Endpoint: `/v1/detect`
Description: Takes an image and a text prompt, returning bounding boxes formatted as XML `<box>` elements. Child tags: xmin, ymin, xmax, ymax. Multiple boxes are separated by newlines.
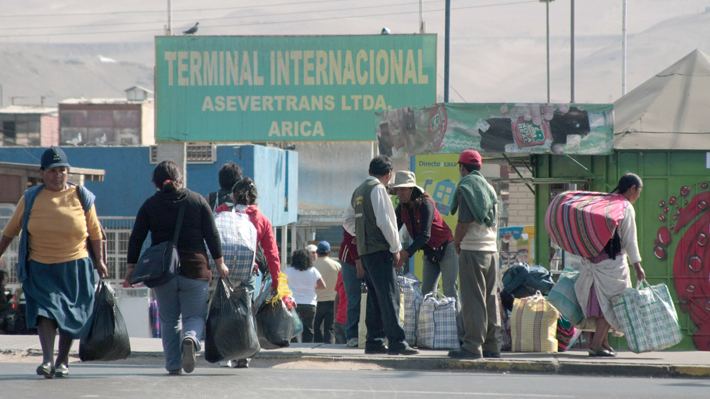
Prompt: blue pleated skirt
<box><xmin>24</xmin><ymin>258</ymin><xmax>97</xmax><ymax>339</ymax></box>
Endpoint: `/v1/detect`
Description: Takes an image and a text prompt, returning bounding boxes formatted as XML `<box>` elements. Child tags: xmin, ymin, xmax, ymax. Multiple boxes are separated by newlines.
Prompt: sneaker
<box><xmin>235</xmin><ymin>358</ymin><xmax>249</xmax><ymax>368</ymax></box>
<box><xmin>54</xmin><ymin>363</ymin><xmax>69</xmax><ymax>378</ymax></box>
<box><xmin>218</xmin><ymin>360</ymin><xmax>233</xmax><ymax>368</ymax></box>
<box><xmin>364</xmin><ymin>345</ymin><xmax>388</xmax><ymax>354</ymax></box>
<box><xmin>388</xmin><ymin>345</ymin><xmax>419</xmax><ymax>356</ymax></box>
<box><xmin>482</xmin><ymin>351</ymin><xmax>501</xmax><ymax>358</ymax></box>
<box><xmin>447</xmin><ymin>348</ymin><xmax>482</xmax><ymax>360</ymax></box>
<box><xmin>168</xmin><ymin>369</ymin><xmax>183</xmax><ymax>375</ymax></box>
<box><xmin>36</xmin><ymin>362</ymin><xmax>54</xmax><ymax>379</ymax></box>
<box><xmin>347</xmin><ymin>338</ymin><xmax>359</xmax><ymax>347</ymax></box>
<box><xmin>182</xmin><ymin>339</ymin><xmax>196</xmax><ymax>373</ymax></box>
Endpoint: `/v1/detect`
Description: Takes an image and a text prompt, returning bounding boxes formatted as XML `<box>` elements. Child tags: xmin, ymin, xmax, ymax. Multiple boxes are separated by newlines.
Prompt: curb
<box><xmin>7</xmin><ymin>348</ymin><xmax>710</xmax><ymax>379</ymax></box>
<box><xmin>251</xmin><ymin>352</ymin><xmax>710</xmax><ymax>379</ymax></box>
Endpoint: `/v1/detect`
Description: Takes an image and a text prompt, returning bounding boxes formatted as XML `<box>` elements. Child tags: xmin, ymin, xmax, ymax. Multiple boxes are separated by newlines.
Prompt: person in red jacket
<box><xmin>338</xmin><ymin>229</ymin><xmax>364</xmax><ymax>347</ymax></box>
<box><xmin>392</xmin><ymin>171</ymin><xmax>458</xmax><ymax>298</ymax></box>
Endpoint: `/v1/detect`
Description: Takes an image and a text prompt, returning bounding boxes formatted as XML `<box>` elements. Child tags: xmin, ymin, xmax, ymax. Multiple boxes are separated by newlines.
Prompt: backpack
<box><xmin>501</xmin><ymin>263</ymin><xmax>554</xmax><ymax>311</ymax></box>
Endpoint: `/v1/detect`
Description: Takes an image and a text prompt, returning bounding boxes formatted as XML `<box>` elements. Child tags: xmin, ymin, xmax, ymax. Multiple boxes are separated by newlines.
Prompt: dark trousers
<box><xmin>340</xmin><ymin>261</ymin><xmax>364</xmax><ymax>340</ymax></box>
<box><xmin>314</xmin><ymin>300</ymin><xmax>335</xmax><ymax>344</ymax></box>
<box><xmin>294</xmin><ymin>304</ymin><xmax>317</xmax><ymax>343</ymax></box>
<box><xmin>360</xmin><ymin>250</ymin><xmax>407</xmax><ymax>351</ymax></box>
<box><xmin>334</xmin><ymin>321</ymin><xmax>347</xmax><ymax>344</ymax></box>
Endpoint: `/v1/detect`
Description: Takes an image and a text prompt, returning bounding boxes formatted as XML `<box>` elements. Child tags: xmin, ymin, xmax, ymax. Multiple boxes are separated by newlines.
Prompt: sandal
<box><xmin>602</xmin><ymin>345</ymin><xmax>617</xmax><ymax>357</ymax></box>
<box><xmin>588</xmin><ymin>348</ymin><xmax>614</xmax><ymax>357</ymax></box>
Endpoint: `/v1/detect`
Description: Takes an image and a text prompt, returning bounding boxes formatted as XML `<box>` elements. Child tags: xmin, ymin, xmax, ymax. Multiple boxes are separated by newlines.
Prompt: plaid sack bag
<box><xmin>398</xmin><ymin>274</ymin><xmax>424</xmax><ymax>346</ymax></box>
<box><xmin>547</xmin><ymin>269</ymin><xmax>584</xmax><ymax>326</ymax></box>
<box><xmin>416</xmin><ymin>292</ymin><xmax>460</xmax><ymax>350</ymax></box>
<box><xmin>613</xmin><ymin>280</ymin><xmax>682</xmax><ymax>353</ymax></box>
<box><xmin>210</xmin><ymin>210</ymin><xmax>257</xmax><ymax>283</ymax></box>
<box><xmin>511</xmin><ymin>292</ymin><xmax>559</xmax><ymax>353</ymax></box>
<box><xmin>358</xmin><ymin>284</ymin><xmax>406</xmax><ymax>348</ymax></box>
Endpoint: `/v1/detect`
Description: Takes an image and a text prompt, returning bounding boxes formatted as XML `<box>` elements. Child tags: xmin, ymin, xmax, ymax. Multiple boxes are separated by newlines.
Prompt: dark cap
<box><xmin>317</xmin><ymin>241</ymin><xmax>331</xmax><ymax>253</ymax></box>
<box><xmin>457</xmin><ymin>149</ymin><xmax>482</xmax><ymax>166</ymax></box>
<box><xmin>41</xmin><ymin>146</ymin><xmax>71</xmax><ymax>170</ymax></box>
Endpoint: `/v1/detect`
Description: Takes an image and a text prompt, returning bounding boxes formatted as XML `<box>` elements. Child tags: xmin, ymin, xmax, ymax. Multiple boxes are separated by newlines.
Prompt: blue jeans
<box><xmin>421</xmin><ymin>243</ymin><xmax>459</xmax><ymax>298</ymax></box>
<box><xmin>340</xmin><ymin>261</ymin><xmax>364</xmax><ymax>340</ymax></box>
<box><xmin>153</xmin><ymin>275</ymin><xmax>209</xmax><ymax>372</ymax></box>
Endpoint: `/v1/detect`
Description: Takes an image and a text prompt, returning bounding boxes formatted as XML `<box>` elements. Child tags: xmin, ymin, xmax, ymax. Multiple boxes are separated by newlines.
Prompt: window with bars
<box><xmin>149</xmin><ymin>144</ymin><xmax>216</xmax><ymax>164</ymax></box>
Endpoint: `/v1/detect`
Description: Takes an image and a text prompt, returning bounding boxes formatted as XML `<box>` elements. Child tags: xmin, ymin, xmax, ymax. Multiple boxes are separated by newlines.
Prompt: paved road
<box><xmin>1</xmin><ymin>360</ymin><xmax>710</xmax><ymax>399</ymax></box>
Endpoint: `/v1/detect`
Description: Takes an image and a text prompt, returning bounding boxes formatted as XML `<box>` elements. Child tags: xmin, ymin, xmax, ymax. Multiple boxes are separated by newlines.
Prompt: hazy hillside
<box><xmin>2</xmin><ymin>0</ymin><xmax>710</xmax><ymax>106</ymax></box>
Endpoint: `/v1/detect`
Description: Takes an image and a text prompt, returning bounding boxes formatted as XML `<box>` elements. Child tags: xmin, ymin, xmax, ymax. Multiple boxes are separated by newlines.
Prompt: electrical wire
<box><xmin>0</xmin><ymin>1</ymin><xmax>538</xmax><ymax>38</ymax></box>
<box><xmin>0</xmin><ymin>0</ymin><xmax>359</xmax><ymax>18</ymax></box>
<box><xmin>0</xmin><ymin>0</ymin><xmax>439</xmax><ymax>32</ymax></box>
<box><xmin>437</xmin><ymin>73</ymin><xmax>468</xmax><ymax>102</ymax></box>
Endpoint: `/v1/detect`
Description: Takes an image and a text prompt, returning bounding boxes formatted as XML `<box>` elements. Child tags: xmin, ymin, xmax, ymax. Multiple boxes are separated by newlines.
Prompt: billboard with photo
<box><xmin>375</xmin><ymin>102</ymin><xmax>614</xmax><ymax>157</ymax></box>
<box><xmin>155</xmin><ymin>35</ymin><xmax>437</xmax><ymax>142</ymax></box>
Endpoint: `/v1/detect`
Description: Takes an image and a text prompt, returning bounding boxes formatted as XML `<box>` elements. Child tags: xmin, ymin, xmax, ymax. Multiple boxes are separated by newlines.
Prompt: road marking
<box><xmin>261</xmin><ymin>388</ymin><xmax>572</xmax><ymax>397</ymax></box>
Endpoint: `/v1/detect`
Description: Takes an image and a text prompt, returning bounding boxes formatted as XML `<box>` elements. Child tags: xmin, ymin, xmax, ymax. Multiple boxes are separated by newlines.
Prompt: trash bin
<box><xmin>116</xmin><ymin>287</ymin><xmax>151</xmax><ymax>338</ymax></box>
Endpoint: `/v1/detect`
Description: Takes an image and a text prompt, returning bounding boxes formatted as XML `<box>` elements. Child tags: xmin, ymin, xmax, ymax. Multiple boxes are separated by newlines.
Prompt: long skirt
<box><xmin>24</xmin><ymin>258</ymin><xmax>97</xmax><ymax>339</ymax></box>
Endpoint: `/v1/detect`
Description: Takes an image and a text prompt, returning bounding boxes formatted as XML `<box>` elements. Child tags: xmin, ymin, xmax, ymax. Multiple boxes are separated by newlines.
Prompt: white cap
<box><xmin>305</xmin><ymin>244</ymin><xmax>317</xmax><ymax>253</ymax></box>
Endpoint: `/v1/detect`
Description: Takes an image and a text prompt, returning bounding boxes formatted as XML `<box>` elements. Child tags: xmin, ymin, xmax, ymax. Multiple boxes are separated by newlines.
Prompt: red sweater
<box><xmin>216</xmin><ymin>204</ymin><xmax>281</xmax><ymax>288</ymax></box>
<box><xmin>338</xmin><ymin>229</ymin><xmax>359</xmax><ymax>266</ymax></box>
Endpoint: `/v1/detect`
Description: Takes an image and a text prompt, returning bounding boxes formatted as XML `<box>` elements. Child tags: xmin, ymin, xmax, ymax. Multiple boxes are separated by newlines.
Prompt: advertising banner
<box><xmin>376</xmin><ymin>102</ymin><xmax>614</xmax><ymax>157</ymax></box>
<box><xmin>408</xmin><ymin>153</ymin><xmax>461</xmax><ymax>279</ymax></box>
<box><xmin>155</xmin><ymin>35</ymin><xmax>437</xmax><ymax>142</ymax></box>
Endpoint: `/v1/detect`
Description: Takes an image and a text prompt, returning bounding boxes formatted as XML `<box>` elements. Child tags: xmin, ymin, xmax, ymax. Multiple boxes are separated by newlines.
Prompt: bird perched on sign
<box><xmin>183</xmin><ymin>22</ymin><xmax>199</xmax><ymax>35</ymax></box>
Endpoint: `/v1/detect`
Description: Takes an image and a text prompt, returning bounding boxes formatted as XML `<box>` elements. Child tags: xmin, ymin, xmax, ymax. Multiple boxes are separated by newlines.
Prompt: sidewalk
<box><xmin>2</xmin><ymin>335</ymin><xmax>709</xmax><ymax>379</ymax></box>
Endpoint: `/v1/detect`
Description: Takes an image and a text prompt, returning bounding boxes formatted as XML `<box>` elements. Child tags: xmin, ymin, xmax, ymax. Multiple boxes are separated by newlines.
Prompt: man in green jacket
<box><xmin>448</xmin><ymin>149</ymin><xmax>501</xmax><ymax>360</ymax></box>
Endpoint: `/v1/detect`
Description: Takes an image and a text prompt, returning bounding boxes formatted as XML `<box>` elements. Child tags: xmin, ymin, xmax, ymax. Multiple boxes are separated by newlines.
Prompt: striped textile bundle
<box><xmin>556</xmin><ymin>316</ymin><xmax>582</xmax><ymax>352</ymax></box>
<box><xmin>545</xmin><ymin>191</ymin><xmax>629</xmax><ymax>258</ymax></box>
<box><xmin>511</xmin><ymin>292</ymin><xmax>559</xmax><ymax>353</ymax></box>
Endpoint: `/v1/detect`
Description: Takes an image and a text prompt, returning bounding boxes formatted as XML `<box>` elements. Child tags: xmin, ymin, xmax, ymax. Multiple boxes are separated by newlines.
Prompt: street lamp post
<box><xmin>540</xmin><ymin>0</ymin><xmax>554</xmax><ymax>103</ymax></box>
<box><xmin>444</xmin><ymin>0</ymin><xmax>451</xmax><ymax>102</ymax></box>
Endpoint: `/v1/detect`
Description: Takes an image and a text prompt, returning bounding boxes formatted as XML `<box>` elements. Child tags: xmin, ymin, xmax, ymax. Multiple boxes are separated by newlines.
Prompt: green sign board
<box><xmin>155</xmin><ymin>35</ymin><xmax>437</xmax><ymax>142</ymax></box>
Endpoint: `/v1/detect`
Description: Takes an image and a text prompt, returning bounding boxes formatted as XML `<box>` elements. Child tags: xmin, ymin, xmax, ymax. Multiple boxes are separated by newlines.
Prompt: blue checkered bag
<box><xmin>417</xmin><ymin>292</ymin><xmax>460</xmax><ymax>350</ymax></box>
<box><xmin>210</xmin><ymin>210</ymin><xmax>257</xmax><ymax>283</ymax></box>
<box><xmin>399</xmin><ymin>274</ymin><xmax>424</xmax><ymax>346</ymax></box>
<box><xmin>613</xmin><ymin>280</ymin><xmax>682</xmax><ymax>353</ymax></box>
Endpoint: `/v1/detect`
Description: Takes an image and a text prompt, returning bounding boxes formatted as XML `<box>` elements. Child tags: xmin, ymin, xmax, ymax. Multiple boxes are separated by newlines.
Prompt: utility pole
<box><xmin>540</xmin><ymin>0</ymin><xmax>554</xmax><ymax>103</ymax></box>
<box><xmin>622</xmin><ymin>0</ymin><xmax>627</xmax><ymax>95</ymax></box>
<box><xmin>419</xmin><ymin>0</ymin><xmax>426</xmax><ymax>33</ymax></box>
<box><xmin>570</xmin><ymin>0</ymin><xmax>575</xmax><ymax>103</ymax></box>
<box><xmin>167</xmin><ymin>0</ymin><xmax>173</xmax><ymax>35</ymax></box>
<box><xmin>444</xmin><ymin>0</ymin><xmax>451</xmax><ymax>102</ymax></box>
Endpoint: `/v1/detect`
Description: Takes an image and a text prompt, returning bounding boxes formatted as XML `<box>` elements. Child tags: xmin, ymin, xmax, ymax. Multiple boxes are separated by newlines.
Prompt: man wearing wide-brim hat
<box><xmin>391</xmin><ymin>171</ymin><xmax>458</xmax><ymax>299</ymax></box>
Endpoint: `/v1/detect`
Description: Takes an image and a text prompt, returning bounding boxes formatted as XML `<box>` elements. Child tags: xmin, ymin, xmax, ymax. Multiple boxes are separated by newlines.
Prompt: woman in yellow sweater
<box><xmin>0</xmin><ymin>147</ymin><xmax>108</xmax><ymax>379</ymax></box>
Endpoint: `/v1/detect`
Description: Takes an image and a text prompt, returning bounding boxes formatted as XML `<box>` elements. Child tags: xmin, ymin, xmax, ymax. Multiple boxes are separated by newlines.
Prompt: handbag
<box><xmin>612</xmin><ymin>280</ymin><xmax>682</xmax><ymax>353</ymax></box>
<box><xmin>425</xmin><ymin>241</ymin><xmax>449</xmax><ymax>264</ymax></box>
<box><xmin>130</xmin><ymin>203</ymin><xmax>186</xmax><ymax>288</ymax></box>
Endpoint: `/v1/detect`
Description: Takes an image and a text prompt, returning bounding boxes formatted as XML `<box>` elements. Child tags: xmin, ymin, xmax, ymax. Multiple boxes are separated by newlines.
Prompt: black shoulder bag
<box><xmin>130</xmin><ymin>203</ymin><xmax>186</xmax><ymax>288</ymax></box>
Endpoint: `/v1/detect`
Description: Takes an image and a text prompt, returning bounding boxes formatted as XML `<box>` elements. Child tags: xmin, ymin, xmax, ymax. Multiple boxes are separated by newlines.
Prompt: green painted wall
<box><xmin>534</xmin><ymin>150</ymin><xmax>710</xmax><ymax>350</ymax></box>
